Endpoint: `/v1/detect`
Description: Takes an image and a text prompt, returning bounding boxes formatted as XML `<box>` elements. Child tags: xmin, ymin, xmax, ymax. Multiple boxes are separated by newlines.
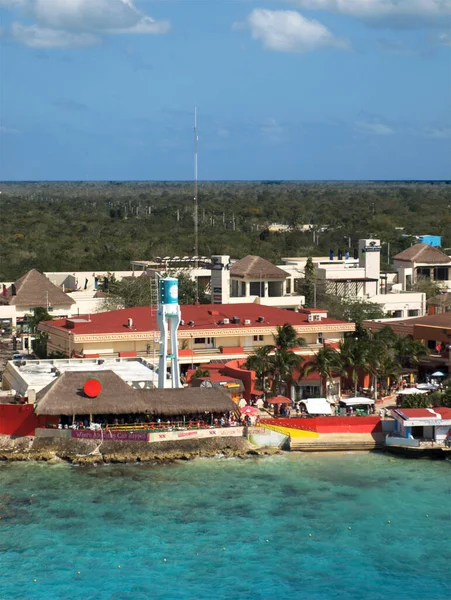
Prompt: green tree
<box><xmin>101</xmin><ymin>272</ymin><xmax>209</xmax><ymax>310</ymax></box>
<box><xmin>339</xmin><ymin>337</ymin><xmax>369</xmax><ymax>397</ymax></box>
<box><xmin>273</xmin><ymin>324</ymin><xmax>306</xmax><ymax>350</ymax></box>
<box><xmin>269</xmin><ymin>348</ymin><xmax>304</xmax><ymax>396</ymax></box>
<box><xmin>401</xmin><ymin>393</ymin><xmax>430</xmax><ymax>409</ymax></box>
<box><xmin>411</xmin><ymin>276</ymin><xmax>446</xmax><ymax>299</ymax></box>
<box><xmin>24</xmin><ymin>306</ymin><xmax>53</xmax><ymax>332</ymax></box>
<box><xmin>300</xmin><ymin>257</ymin><xmax>316</xmax><ymax>308</ymax></box>
<box><xmin>245</xmin><ymin>345</ymin><xmax>273</xmax><ymax>391</ymax></box>
<box><xmin>303</xmin><ymin>346</ymin><xmax>342</xmax><ymax>398</ymax></box>
<box><xmin>193</xmin><ymin>368</ymin><xmax>210</xmax><ymax>378</ymax></box>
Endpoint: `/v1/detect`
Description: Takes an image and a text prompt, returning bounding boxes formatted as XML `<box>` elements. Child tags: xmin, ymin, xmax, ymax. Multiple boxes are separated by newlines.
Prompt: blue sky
<box><xmin>0</xmin><ymin>0</ymin><xmax>450</xmax><ymax>181</ymax></box>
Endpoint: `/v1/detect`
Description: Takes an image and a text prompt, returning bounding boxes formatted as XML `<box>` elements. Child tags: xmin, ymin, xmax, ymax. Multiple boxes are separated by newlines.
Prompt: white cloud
<box><xmin>260</xmin><ymin>119</ymin><xmax>287</xmax><ymax>142</ymax></box>
<box><xmin>9</xmin><ymin>22</ymin><xmax>99</xmax><ymax>47</ymax></box>
<box><xmin>436</xmin><ymin>32</ymin><xmax>451</xmax><ymax>46</ymax></box>
<box><xmin>0</xmin><ymin>0</ymin><xmax>170</xmax><ymax>48</ymax></box>
<box><xmin>0</xmin><ymin>125</ymin><xmax>20</xmax><ymax>134</ymax></box>
<box><xmin>236</xmin><ymin>9</ymin><xmax>349</xmax><ymax>52</ymax></box>
<box><xmin>285</xmin><ymin>0</ymin><xmax>451</xmax><ymax>28</ymax></box>
<box><xmin>425</xmin><ymin>127</ymin><xmax>451</xmax><ymax>139</ymax></box>
<box><xmin>357</xmin><ymin>121</ymin><xmax>395</xmax><ymax>136</ymax></box>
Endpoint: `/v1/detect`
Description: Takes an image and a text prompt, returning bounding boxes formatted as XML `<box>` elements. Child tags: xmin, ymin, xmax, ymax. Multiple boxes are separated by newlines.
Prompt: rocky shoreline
<box><xmin>0</xmin><ymin>435</ymin><xmax>282</xmax><ymax>465</ymax></box>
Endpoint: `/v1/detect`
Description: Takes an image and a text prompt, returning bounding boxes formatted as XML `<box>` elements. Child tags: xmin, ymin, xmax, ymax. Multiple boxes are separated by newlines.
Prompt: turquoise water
<box><xmin>0</xmin><ymin>453</ymin><xmax>450</xmax><ymax>600</ymax></box>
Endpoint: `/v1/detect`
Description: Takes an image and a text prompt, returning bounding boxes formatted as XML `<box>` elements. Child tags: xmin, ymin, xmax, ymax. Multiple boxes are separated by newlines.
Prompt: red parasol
<box><xmin>269</xmin><ymin>396</ymin><xmax>291</xmax><ymax>405</ymax></box>
<box><xmin>240</xmin><ymin>406</ymin><xmax>259</xmax><ymax>416</ymax></box>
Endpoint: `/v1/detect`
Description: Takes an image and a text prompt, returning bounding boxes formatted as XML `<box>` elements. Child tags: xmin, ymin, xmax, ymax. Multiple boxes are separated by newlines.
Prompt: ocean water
<box><xmin>0</xmin><ymin>453</ymin><xmax>450</xmax><ymax>600</ymax></box>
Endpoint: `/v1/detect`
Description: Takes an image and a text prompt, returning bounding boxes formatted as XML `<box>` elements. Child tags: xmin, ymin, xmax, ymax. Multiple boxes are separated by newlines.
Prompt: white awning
<box><xmin>302</xmin><ymin>398</ymin><xmax>333</xmax><ymax>415</ymax></box>
<box><xmin>340</xmin><ymin>397</ymin><xmax>375</xmax><ymax>406</ymax></box>
<box><xmin>397</xmin><ymin>388</ymin><xmax>428</xmax><ymax>395</ymax></box>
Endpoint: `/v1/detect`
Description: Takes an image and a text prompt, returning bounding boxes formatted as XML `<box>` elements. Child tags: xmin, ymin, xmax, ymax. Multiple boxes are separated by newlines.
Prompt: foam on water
<box><xmin>0</xmin><ymin>453</ymin><xmax>450</xmax><ymax>600</ymax></box>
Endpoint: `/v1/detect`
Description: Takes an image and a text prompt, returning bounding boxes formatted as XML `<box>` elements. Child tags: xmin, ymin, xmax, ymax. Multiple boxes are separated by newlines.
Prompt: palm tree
<box><xmin>339</xmin><ymin>337</ymin><xmax>370</xmax><ymax>397</ymax></box>
<box><xmin>393</xmin><ymin>335</ymin><xmax>429</xmax><ymax>369</ymax></box>
<box><xmin>366</xmin><ymin>343</ymin><xmax>399</xmax><ymax>400</ymax></box>
<box><xmin>244</xmin><ymin>345</ymin><xmax>273</xmax><ymax>391</ymax></box>
<box><xmin>273</xmin><ymin>324</ymin><xmax>307</xmax><ymax>350</ymax></box>
<box><xmin>268</xmin><ymin>348</ymin><xmax>304</xmax><ymax>396</ymax></box>
<box><xmin>303</xmin><ymin>346</ymin><xmax>342</xmax><ymax>398</ymax></box>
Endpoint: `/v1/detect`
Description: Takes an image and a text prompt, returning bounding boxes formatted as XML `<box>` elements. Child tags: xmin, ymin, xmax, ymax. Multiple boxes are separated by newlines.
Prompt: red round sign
<box><xmin>83</xmin><ymin>379</ymin><xmax>102</xmax><ymax>398</ymax></box>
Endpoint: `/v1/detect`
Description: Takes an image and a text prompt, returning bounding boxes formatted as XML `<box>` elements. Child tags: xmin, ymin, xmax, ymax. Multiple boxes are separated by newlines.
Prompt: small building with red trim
<box><xmin>389</xmin><ymin>407</ymin><xmax>451</xmax><ymax>447</ymax></box>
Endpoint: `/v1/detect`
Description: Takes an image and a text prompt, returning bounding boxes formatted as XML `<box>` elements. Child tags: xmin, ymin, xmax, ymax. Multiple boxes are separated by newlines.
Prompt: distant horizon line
<box><xmin>1</xmin><ymin>179</ymin><xmax>450</xmax><ymax>184</ymax></box>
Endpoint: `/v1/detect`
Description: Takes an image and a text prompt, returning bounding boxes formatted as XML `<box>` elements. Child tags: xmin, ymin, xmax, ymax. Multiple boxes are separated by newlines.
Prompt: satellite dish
<box><xmin>200</xmin><ymin>380</ymin><xmax>213</xmax><ymax>388</ymax></box>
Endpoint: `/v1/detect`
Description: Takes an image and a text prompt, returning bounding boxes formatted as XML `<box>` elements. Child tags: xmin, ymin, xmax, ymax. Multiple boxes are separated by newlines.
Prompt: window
<box><xmin>427</xmin><ymin>340</ymin><xmax>436</xmax><ymax>350</ymax></box>
<box><xmin>286</xmin><ymin>279</ymin><xmax>291</xmax><ymax>294</ymax></box>
<box><xmin>194</xmin><ymin>338</ymin><xmax>205</xmax><ymax>344</ymax></box>
<box><xmin>250</xmin><ymin>282</ymin><xmax>264</xmax><ymax>297</ymax></box>
<box><xmin>241</xmin><ymin>282</ymin><xmax>246</xmax><ymax>296</ymax></box>
<box><xmin>417</xmin><ymin>267</ymin><xmax>430</xmax><ymax>279</ymax></box>
<box><xmin>253</xmin><ymin>335</ymin><xmax>264</xmax><ymax>342</ymax></box>
<box><xmin>317</xmin><ymin>333</ymin><xmax>323</xmax><ymax>344</ymax></box>
<box><xmin>392</xmin><ymin>310</ymin><xmax>403</xmax><ymax>318</ymax></box>
<box><xmin>408</xmin><ymin>309</ymin><xmax>419</xmax><ymax>317</ymax></box>
<box><xmin>434</xmin><ymin>267</ymin><xmax>449</xmax><ymax>281</ymax></box>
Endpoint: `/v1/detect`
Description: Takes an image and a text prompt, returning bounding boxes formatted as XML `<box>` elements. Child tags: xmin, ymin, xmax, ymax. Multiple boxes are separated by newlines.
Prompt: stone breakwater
<box><xmin>0</xmin><ymin>435</ymin><xmax>281</xmax><ymax>464</ymax></box>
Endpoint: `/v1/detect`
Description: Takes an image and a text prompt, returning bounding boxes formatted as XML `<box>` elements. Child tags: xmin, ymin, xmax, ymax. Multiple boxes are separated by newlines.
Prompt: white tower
<box><xmin>157</xmin><ymin>277</ymin><xmax>182</xmax><ymax>389</ymax></box>
<box><xmin>359</xmin><ymin>239</ymin><xmax>381</xmax><ymax>297</ymax></box>
<box><xmin>211</xmin><ymin>255</ymin><xmax>231</xmax><ymax>304</ymax></box>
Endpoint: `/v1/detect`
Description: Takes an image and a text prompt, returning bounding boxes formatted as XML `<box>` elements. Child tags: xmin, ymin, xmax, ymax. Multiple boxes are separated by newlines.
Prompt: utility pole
<box><xmin>193</xmin><ymin>106</ymin><xmax>199</xmax><ymax>258</ymax></box>
<box><xmin>193</xmin><ymin>107</ymin><xmax>199</xmax><ymax>303</ymax></box>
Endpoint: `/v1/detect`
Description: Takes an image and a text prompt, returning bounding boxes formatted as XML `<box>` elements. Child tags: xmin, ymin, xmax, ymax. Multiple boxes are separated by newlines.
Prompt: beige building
<box><xmin>38</xmin><ymin>303</ymin><xmax>355</xmax><ymax>366</ymax></box>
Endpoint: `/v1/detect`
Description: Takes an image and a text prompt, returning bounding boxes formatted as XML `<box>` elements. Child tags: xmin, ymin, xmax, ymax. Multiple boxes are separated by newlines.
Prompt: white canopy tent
<box><xmin>300</xmin><ymin>398</ymin><xmax>333</xmax><ymax>415</ymax></box>
<box><xmin>339</xmin><ymin>397</ymin><xmax>375</xmax><ymax>406</ymax></box>
<box><xmin>396</xmin><ymin>388</ymin><xmax>428</xmax><ymax>395</ymax></box>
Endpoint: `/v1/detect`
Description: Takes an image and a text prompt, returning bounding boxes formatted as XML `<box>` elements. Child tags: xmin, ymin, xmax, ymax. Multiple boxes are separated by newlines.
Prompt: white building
<box><xmin>393</xmin><ymin>244</ymin><xmax>451</xmax><ymax>292</ymax></box>
<box><xmin>281</xmin><ymin>239</ymin><xmax>426</xmax><ymax>318</ymax></box>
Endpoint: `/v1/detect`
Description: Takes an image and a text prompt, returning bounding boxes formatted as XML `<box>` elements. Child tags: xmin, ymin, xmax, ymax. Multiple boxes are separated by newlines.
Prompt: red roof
<box><xmin>434</xmin><ymin>407</ymin><xmax>451</xmax><ymax>419</ymax></box>
<box><xmin>41</xmin><ymin>304</ymin><xmax>350</xmax><ymax>336</ymax></box>
<box><xmin>395</xmin><ymin>409</ymin><xmax>438</xmax><ymax>419</ymax></box>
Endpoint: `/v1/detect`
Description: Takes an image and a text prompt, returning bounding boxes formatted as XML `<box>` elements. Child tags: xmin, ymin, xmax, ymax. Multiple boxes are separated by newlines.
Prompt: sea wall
<box><xmin>0</xmin><ymin>434</ymin><xmax>280</xmax><ymax>464</ymax></box>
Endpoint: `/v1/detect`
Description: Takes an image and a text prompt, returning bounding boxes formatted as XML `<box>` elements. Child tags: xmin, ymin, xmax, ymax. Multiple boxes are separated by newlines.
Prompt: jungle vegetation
<box><xmin>1</xmin><ymin>180</ymin><xmax>450</xmax><ymax>282</ymax></box>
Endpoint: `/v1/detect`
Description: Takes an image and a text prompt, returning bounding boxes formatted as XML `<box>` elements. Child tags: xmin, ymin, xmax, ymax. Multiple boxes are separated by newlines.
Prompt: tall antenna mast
<box><xmin>193</xmin><ymin>106</ymin><xmax>199</xmax><ymax>259</ymax></box>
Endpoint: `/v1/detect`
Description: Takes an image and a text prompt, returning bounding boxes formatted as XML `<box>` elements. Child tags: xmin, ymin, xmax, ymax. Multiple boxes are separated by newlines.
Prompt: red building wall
<box><xmin>0</xmin><ymin>404</ymin><xmax>58</xmax><ymax>437</ymax></box>
<box><xmin>223</xmin><ymin>360</ymin><xmax>255</xmax><ymax>401</ymax></box>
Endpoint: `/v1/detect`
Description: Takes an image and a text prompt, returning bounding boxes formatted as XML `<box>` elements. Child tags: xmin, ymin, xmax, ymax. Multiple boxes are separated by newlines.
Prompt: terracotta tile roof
<box><xmin>363</xmin><ymin>313</ymin><xmax>451</xmax><ymax>333</ymax></box>
<box><xmin>1</xmin><ymin>269</ymin><xmax>75</xmax><ymax>308</ymax></box>
<box><xmin>230</xmin><ymin>255</ymin><xmax>289</xmax><ymax>279</ymax></box>
<box><xmin>393</xmin><ymin>244</ymin><xmax>450</xmax><ymax>264</ymax></box>
<box><xmin>40</xmin><ymin>303</ymin><xmax>351</xmax><ymax>336</ymax></box>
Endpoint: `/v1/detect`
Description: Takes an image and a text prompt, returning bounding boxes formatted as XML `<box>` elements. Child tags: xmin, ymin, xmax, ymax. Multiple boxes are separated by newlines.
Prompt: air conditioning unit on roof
<box><xmin>244</xmin><ymin>319</ymin><xmax>251</xmax><ymax>325</ymax></box>
<box><xmin>223</xmin><ymin>318</ymin><xmax>230</xmax><ymax>324</ymax></box>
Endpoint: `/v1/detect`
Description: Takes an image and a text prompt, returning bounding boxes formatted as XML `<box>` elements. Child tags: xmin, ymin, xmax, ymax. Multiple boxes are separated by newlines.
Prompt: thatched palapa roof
<box><xmin>1</xmin><ymin>269</ymin><xmax>75</xmax><ymax>307</ymax></box>
<box><xmin>230</xmin><ymin>255</ymin><xmax>289</xmax><ymax>280</ymax></box>
<box><xmin>393</xmin><ymin>244</ymin><xmax>450</xmax><ymax>264</ymax></box>
<box><xmin>34</xmin><ymin>371</ymin><xmax>236</xmax><ymax>416</ymax></box>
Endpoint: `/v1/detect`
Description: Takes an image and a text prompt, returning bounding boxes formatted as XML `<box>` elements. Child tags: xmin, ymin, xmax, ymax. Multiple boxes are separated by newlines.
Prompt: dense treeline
<box><xmin>0</xmin><ymin>181</ymin><xmax>450</xmax><ymax>280</ymax></box>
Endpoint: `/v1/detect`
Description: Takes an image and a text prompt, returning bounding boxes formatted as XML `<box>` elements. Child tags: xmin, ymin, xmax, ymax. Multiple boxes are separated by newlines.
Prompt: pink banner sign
<box><xmin>71</xmin><ymin>430</ymin><xmax>149</xmax><ymax>442</ymax></box>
